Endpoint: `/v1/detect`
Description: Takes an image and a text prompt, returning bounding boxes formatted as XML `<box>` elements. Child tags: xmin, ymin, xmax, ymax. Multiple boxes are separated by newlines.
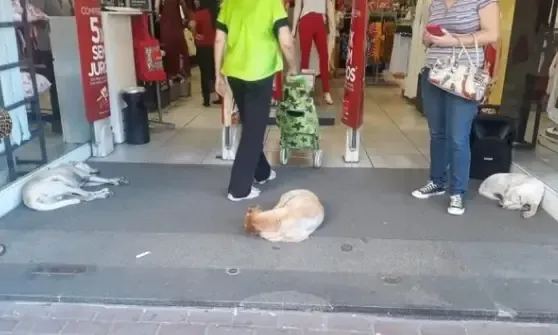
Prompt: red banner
<box><xmin>75</xmin><ymin>0</ymin><xmax>110</xmax><ymax>122</ymax></box>
<box><xmin>341</xmin><ymin>0</ymin><xmax>367</xmax><ymax>128</ymax></box>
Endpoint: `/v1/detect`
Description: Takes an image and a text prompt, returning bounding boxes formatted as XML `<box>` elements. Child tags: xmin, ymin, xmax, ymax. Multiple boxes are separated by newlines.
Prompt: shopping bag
<box><xmin>131</xmin><ymin>15</ymin><xmax>167</xmax><ymax>82</ymax></box>
<box><xmin>184</xmin><ymin>28</ymin><xmax>197</xmax><ymax>57</ymax></box>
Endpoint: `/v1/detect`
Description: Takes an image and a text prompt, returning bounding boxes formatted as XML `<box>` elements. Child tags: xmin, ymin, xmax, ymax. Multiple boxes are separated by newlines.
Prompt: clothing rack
<box><xmin>0</xmin><ymin>0</ymin><xmax>48</xmax><ymax>182</ymax></box>
<box><xmin>366</xmin><ymin>10</ymin><xmax>398</xmax><ymax>86</ymax></box>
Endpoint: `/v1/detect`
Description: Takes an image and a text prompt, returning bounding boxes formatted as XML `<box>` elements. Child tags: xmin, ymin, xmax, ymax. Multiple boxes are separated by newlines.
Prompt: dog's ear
<box><xmin>243</xmin><ymin>212</ymin><xmax>260</xmax><ymax>236</ymax></box>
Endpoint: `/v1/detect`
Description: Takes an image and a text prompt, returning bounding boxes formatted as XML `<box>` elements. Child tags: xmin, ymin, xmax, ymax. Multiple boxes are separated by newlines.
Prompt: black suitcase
<box><xmin>470</xmin><ymin>107</ymin><xmax>515</xmax><ymax>180</ymax></box>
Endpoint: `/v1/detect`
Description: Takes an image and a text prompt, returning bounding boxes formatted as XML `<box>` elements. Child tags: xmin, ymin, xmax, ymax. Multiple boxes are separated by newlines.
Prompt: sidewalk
<box><xmin>0</xmin><ymin>302</ymin><xmax>555</xmax><ymax>334</ymax></box>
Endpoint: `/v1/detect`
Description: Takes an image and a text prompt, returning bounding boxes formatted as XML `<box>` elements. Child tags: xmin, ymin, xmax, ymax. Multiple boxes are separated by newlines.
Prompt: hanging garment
<box><xmin>367</xmin><ymin>22</ymin><xmax>382</xmax><ymax>63</ymax></box>
<box><xmin>159</xmin><ymin>0</ymin><xmax>191</xmax><ymax>77</ymax></box>
<box><xmin>546</xmin><ymin>51</ymin><xmax>558</xmax><ymax>124</ymax></box>
<box><xmin>298</xmin><ymin>12</ymin><xmax>330</xmax><ymax>93</ymax></box>
<box><xmin>382</xmin><ymin>21</ymin><xmax>394</xmax><ymax>63</ymax></box>
<box><xmin>131</xmin><ymin>14</ymin><xmax>167</xmax><ymax>82</ymax></box>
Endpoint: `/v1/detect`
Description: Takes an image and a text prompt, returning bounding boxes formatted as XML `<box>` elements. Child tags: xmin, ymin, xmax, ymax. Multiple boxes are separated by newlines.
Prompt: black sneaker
<box><xmin>411</xmin><ymin>181</ymin><xmax>445</xmax><ymax>199</ymax></box>
<box><xmin>447</xmin><ymin>194</ymin><xmax>465</xmax><ymax>215</ymax></box>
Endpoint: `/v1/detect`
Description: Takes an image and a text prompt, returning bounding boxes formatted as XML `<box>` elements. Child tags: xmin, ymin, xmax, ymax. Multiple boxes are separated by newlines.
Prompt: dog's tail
<box><xmin>24</xmin><ymin>198</ymin><xmax>81</xmax><ymax>211</ymax></box>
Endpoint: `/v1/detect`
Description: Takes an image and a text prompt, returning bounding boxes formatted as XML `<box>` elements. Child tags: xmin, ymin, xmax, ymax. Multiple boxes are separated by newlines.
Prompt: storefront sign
<box><xmin>126</xmin><ymin>0</ymin><xmax>150</xmax><ymax>10</ymax></box>
<box><xmin>341</xmin><ymin>0</ymin><xmax>367</xmax><ymax>128</ymax></box>
<box><xmin>75</xmin><ymin>0</ymin><xmax>110</xmax><ymax>122</ymax></box>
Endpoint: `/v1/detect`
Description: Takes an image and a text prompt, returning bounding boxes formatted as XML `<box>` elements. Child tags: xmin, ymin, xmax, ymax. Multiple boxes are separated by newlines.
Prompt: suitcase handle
<box><xmin>286</xmin><ymin>110</ymin><xmax>305</xmax><ymax>117</ymax></box>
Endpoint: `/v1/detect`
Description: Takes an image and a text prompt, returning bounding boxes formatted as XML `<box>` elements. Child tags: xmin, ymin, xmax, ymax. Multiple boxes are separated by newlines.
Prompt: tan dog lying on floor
<box><xmin>244</xmin><ymin>189</ymin><xmax>324</xmax><ymax>242</ymax></box>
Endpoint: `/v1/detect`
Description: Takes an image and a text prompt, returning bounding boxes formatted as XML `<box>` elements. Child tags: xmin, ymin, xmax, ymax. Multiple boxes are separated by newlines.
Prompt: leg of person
<box><xmin>197</xmin><ymin>46</ymin><xmax>212</xmax><ymax>106</ymax></box>
<box><xmin>298</xmin><ymin>16</ymin><xmax>314</xmax><ymax>70</ymax></box>
<box><xmin>412</xmin><ymin>68</ymin><xmax>448</xmax><ymax>199</ymax></box>
<box><xmin>312</xmin><ymin>17</ymin><xmax>332</xmax><ymax>104</ymax></box>
<box><xmin>446</xmin><ymin>93</ymin><xmax>478</xmax><ymax>215</ymax></box>
<box><xmin>227</xmin><ymin>76</ymin><xmax>273</xmax><ymax>200</ymax></box>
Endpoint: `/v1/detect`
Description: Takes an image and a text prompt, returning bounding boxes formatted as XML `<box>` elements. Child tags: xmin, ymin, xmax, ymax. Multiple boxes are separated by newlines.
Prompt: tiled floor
<box><xmin>93</xmin><ymin>70</ymin><xmax>430</xmax><ymax>169</ymax></box>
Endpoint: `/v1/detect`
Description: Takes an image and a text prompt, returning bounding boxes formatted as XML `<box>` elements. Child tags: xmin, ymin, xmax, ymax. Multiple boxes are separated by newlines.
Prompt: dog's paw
<box><xmin>101</xmin><ymin>190</ymin><xmax>114</xmax><ymax>199</ymax></box>
<box><xmin>117</xmin><ymin>177</ymin><xmax>130</xmax><ymax>185</ymax></box>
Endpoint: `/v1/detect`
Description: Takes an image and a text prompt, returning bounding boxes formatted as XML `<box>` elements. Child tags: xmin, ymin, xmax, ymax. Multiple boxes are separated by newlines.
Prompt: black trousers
<box><xmin>227</xmin><ymin>75</ymin><xmax>273</xmax><ymax>197</ymax></box>
<box><xmin>196</xmin><ymin>46</ymin><xmax>215</xmax><ymax>103</ymax></box>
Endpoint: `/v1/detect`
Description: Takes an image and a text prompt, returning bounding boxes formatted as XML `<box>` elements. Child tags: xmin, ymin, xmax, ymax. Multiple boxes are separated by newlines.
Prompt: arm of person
<box><xmin>273</xmin><ymin>0</ymin><xmax>296</xmax><ymax>74</ymax></box>
<box><xmin>214</xmin><ymin>1</ymin><xmax>228</xmax><ymax>77</ymax></box>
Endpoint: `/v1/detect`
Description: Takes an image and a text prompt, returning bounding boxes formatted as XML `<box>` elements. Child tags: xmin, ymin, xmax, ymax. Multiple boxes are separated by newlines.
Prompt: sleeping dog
<box><xmin>478</xmin><ymin>173</ymin><xmax>545</xmax><ymax>219</ymax></box>
<box><xmin>244</xmin><ymin>189</ymin><xmax>324</xmax><ymax>242</ymax></box>
<box><xmin>22</xmin><ymin>162</ymin><xmax>128</xmax><ymax>211</ymax></box>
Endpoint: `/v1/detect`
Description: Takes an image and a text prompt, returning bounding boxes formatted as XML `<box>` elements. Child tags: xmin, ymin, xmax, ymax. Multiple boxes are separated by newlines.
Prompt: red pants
<box><xmin>273</xmin><ymin>71</ymin><xmax>282</xmax><ymax>100</ymax></box>
<box><xmin>298</xmin><ymin>12</ymin><xmax>330</xmax><ymax>93</ymax></box>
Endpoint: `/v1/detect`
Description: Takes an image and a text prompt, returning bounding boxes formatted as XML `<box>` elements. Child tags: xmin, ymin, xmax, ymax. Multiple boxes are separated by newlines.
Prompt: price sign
<box><xmin>75</xmin><ymin>0</ymin><xmax>110</xmax><ymax>122</ymax></box>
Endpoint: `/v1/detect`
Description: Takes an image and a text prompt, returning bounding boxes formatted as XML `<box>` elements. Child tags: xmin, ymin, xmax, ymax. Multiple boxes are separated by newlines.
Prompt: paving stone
<box><xmin>278</xmin><ymin>311</ymin><xmax>326</xmax><ymax>330</ymax></box>
<box><xmin>463</xmin><ymin>322</ymin><xmax>553</xmax><ymax>335</ymax></box>
<box><xmin>158</xmin><ymin>323</ymin><xmax>207</xmax><ymax>335</ymax></box>
<box><xmin>0</xmin><ymin>319</ymin><xmax>19</xmax><ymax>332</ymax></box>
<box><xmin>206</xmin><ymin>325</ymin><xmax>255</xmax><ymax>334</ymax></box>
<box><xmin>187</xmin><ymin>308</ymin><xmax>234</xmax><ymax>325</ymax></box>
<box><xmin>373</xmin><ymin>318</ymin><xmax>420</xmax><ymax>335</ymax></box>
<box><xmin>0</xmin><ymin>303</ymin><xmax>50</xmax><ymax>319</ymax></box>
<box><xmin>326</xmin><ymin>313</ymin><xmax>374</xmax><ymax>332</ymax></box>
<box><xmin>306</xmin><ymin>330</ymin><xmax>370</xmax><ymax>334</ymax></box>
<box><xmin>232</xmin><ymin>310</ymin><xmax>279</xmax><ymax>328</ymax></box>
<box><xmin>61</xmin><ymin>320</ymin><xmax>111</xmax><ymax>335</ymax></box>
<box><xmin>254</xmin><ymin>328</ymin><xmax>303</xmax><ymax>334</ymax></box>
<box><xmin>11</xmin><ymin>318</ymin><xmax>68</xmax><ymax>334</ymax></box>
<box><xmin>140</xmin><ymin>307</ymin><xmax>188</xmax><ymax>323</ymax></box>
<box><xmin>49</xmin><ymin>304</ymin><xmax>100</xmax><ymax>321</ymax></box>
<box><xmin>108</xmin><ymin>321</ymin><xmax>160</xmax><ymax>335</ymax></box>
<box><xmin>95</xmin><ymin>306</ymin><xmax>145</xmax><ymax>322</ymax></box>
<box><xmin>419</xmin><ymin>322</ymin><xmax>466</xmax><ymax>335</ymax></box>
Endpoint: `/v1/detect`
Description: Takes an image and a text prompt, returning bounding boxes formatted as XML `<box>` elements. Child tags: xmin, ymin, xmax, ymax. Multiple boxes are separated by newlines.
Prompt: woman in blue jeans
<box><xmin>411</xmin><ymin>0</ymin><xmax>500</xmax><ymax>215</ymax></box>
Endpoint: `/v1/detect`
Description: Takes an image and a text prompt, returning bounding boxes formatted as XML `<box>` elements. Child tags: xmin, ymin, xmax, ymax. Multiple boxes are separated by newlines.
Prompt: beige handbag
<box><xmin>183</xmin><ymin>28</ymin><xmax>197</xmax><ymax>57</ymax></box>
<box><xmin>428</xmin><ymin>36</ymin><xmax>490</xmax><ymax>102</ymax></box>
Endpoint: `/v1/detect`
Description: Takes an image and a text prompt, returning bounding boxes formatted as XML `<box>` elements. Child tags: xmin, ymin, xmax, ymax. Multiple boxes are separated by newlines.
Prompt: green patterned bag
<box><xmin>275</xmin><ymin>75</ymin><xmax>320</xmax><ymax>150</ymax></box>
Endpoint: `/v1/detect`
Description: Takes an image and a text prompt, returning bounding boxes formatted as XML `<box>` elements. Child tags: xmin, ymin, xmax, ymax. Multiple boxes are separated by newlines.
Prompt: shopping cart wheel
<box><xmin>313</xmin><ymin>150</ymin><xmax>323</xmax><ymax>168</ymax></box>
<box><xmin>0</xmin><ymin>244</ymin><xmax>6</xmax><ymax>256</ymax></box>
<box><xmin>280</xmin><ymin>147</ymin><xmax>289</xmax><ymax>165</ymax></box>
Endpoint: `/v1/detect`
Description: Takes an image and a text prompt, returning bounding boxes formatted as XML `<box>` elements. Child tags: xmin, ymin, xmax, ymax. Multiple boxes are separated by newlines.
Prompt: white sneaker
<box><xmin>447</xmin><ymin>194</ymin><xmax>465</xmax><ymax>216</ymax></box>
<box><xmin>255</xmin><ymin>170</ymin><xmax>276</xmax><ymax>185</ymax></box>
<box><xmin>228</xmin><ymin>187</ymin><xmax>261</xmax><ymax>202</ymax></box>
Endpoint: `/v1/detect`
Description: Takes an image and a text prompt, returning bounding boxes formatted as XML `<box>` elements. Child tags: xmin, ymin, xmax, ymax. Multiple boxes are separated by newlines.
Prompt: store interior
<box><xmin>2</xmin><ymin>0</ymin><xmax>558</xmax><ymax>192</ymax></box>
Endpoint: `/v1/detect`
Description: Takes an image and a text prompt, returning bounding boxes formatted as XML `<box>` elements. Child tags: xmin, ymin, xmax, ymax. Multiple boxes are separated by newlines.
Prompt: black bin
<box><xmin>122</xmin><ymin>86</ymin><xmax>150</xmax><ymax>145</ymax></box>
<box><xmin>469</xmin><ymin>110</ymin><xmax>514</xmax><ymax>180</ymax></box>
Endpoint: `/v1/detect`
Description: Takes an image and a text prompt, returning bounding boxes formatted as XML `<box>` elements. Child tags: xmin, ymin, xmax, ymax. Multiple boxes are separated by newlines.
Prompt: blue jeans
<box><xmin>421</xmin><ymin>68</ymin><xmax>478</xmax><ymax>196</ymax></box>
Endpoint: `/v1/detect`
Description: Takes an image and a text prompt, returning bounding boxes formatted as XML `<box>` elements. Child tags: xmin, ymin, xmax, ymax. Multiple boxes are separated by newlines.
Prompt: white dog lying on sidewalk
<box><xmin>22</xmin><ymin>162</ymin><xmax>128</xmax><ymax>211</ymax></box>
<box><xmin>478</xmin><ymin>173</ymin><xmax>545</xmax><ymax>219</ymax></box>
<box><xmin>243</xmin><ymin>189</ymin><xmax>324</xmax><ymax>242</ymax></box>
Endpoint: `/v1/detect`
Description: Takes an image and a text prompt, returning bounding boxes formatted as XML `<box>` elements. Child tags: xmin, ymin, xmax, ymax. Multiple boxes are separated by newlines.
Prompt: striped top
<box><xmin>425</xmin><ymin>0</ymin><xmax>498</xmax><ymax>67</ymax></box>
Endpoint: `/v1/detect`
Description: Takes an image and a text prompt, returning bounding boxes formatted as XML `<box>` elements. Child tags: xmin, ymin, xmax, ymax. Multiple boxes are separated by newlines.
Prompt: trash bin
<box><xmin>470</xmin><ymin>112</ymin><xmax>515</xmax><ymax>180</ymax></box>
<box><xmin>122</xmin><ymin>86</ymin><xmax>150</xmax><ymax>145</ymax></box>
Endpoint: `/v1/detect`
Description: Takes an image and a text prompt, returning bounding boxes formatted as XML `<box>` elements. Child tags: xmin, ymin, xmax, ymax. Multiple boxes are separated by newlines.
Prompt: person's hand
<box><xmin>429</xmin><ymin>29</ymin><xmax>459</xmax><ymax>47</ymax></box>
<box><xmin>422</xmin><ymin>30</ymin><xmax>432</xmax><ymax>47</ymax></box>
<box><xmin>286</xmin><ymin>67</ymin><xmax>297</xmax><ymax>77</ymax></box>
<box><xmin>215</xmin><ymin>74</ymin><xmax>227</xmax><ymax>97</ymax></box>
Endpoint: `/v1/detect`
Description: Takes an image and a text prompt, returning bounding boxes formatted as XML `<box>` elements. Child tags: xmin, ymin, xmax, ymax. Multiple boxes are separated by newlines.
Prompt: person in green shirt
<box><xmin>214</xmin><ymin>0</ymin><xmax>297</xmax><ymax>201</ymax></box>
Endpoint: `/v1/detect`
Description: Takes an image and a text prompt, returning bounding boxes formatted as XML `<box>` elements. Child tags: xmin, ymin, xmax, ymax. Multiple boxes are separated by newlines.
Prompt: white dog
<box><xmin>243</xmin><ymin>189</ymin><xmax>324</xmax><ymax>243</ymax></box>
<box><xmin>22</xmin><ymin>162</ymin><xmax>128</xmax><ymax>211</ymax></box>
<box><xmin>478</xmin><ymin>173</ymin><xmax>545</xmax><ymax>219</ymax></box>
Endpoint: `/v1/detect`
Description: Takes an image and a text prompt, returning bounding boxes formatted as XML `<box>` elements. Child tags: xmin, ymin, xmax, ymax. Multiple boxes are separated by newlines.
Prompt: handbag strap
<box><xmin>457</xmin><ymin>37</ymin><xmax>478</xmax><ymax>68</ymax></box>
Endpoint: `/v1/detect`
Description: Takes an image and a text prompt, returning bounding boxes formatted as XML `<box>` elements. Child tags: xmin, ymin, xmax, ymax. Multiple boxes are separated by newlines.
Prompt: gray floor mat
<box><xmin>0</xmin><ymin>163</ymin><xmax>557</xmax><ymax>320</ymax></box>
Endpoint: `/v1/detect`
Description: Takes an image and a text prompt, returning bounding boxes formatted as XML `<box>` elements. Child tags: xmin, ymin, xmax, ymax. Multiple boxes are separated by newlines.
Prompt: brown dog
<box><xmin>244</xmin><ymin>189</ymin><xmax>324</xmax><ymax>242</ymax></box>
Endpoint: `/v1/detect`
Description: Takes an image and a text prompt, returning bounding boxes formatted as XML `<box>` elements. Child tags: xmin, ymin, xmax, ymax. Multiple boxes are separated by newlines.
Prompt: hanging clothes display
<box><xmin>131</xmin><ymin>14</ymin><xmax>167</xmax><ymax>82</ymax></box>
<box><xmin>158</xmin><ymin>0</ymin><xmax>192</xmax><ymax>78</ymax></box>
<box><xmin>389</xmin><ymin>25</ymin><xmax>412</xmax><ymax>76</ymax></box>
<box><xmin>403</xmin><ymin>0</ymin><xmax>431</xmax><ymax>99</ymax></box>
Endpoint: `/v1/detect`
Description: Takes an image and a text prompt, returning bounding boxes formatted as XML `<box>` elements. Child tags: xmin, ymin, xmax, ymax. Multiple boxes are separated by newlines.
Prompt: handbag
<box><xmin>428</xmin><ymin>35</ymin><xmax>491</xmax><ymax>102</ymax></box>
<box><xmin>184</xmin><ymin>28</ymin><xmax>197</xmax><ymax>57</ymax></box>
<box><xmin>0</xmin><ymin>109</ymin><xmax>13</xmax><ymax>139</ymax></box>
